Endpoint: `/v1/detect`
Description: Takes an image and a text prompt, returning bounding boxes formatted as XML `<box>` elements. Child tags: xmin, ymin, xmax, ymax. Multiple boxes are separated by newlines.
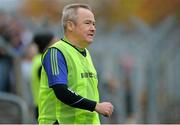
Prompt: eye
<box><xmin>85</xmin><ymin>22</ymin><xmax>90</xmax><ymax>24</ymax></box>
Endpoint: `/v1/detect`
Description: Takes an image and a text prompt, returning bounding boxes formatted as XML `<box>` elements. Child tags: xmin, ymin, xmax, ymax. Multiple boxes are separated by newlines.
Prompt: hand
<box><xmin>95</xmin><ymin>102</ymin><xmax>114</xmax><ymax>117</ymax></box>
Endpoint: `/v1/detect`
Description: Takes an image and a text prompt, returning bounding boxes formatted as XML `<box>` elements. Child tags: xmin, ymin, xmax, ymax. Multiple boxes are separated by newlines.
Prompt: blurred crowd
<box><xmin>0</xmin><ymin>10</ymin><xmax>34</xmax><ymax>93</ymax></box>
<box><xmin>0</xmin><ymin>10</ymin><xmax>57</xmax><ymax>123</ymax></box>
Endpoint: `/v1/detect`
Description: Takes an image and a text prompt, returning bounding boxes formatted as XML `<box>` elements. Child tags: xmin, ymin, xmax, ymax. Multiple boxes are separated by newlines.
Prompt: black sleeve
<box><xmin>51</xmin><ymin>84</ymin><xmax>96</xmax><ymax>112</ymax></box>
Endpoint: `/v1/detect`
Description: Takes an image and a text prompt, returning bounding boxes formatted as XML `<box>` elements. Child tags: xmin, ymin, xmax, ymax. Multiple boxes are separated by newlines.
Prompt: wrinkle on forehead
<box><xmin>76</xmin><ymin>8</ymin><xmax>95</xmax><ymax>22</ymax></box>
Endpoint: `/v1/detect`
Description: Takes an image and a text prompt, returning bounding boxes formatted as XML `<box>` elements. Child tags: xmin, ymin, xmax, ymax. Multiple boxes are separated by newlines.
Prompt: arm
<box><xmin>43</xmin><ymin>48</ymin><xmax>113</xmax><ymax>116</ymax></box>
<box><xmin>52</xmin><ymin>84</ymin><xmax>96</xmax><ymax>112</ymax></box>
<box><xmin>52</xmin><ymin>84</ymin><xmax>113</xmax><ymax>116</ymax></box>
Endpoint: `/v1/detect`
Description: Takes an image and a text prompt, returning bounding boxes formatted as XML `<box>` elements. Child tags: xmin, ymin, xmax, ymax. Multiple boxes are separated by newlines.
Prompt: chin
<box><xmin>87</xmin><ymin>38</ymin><xmax>93</xmax><ymax>42</ymax></box>
<box><xmin>87</xmin><ymin>40</ymin><xmax>93</xmax><ymax>45</ymax></box>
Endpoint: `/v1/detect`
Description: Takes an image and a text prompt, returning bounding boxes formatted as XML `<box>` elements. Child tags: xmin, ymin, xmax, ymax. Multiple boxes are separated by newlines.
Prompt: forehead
<box><xmin>77</xmin><ymin>8</ymin><xmax>95</xmax><ymax>21</ymax></box>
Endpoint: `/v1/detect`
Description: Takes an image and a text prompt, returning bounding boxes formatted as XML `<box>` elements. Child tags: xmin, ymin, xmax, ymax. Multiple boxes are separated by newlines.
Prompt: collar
<box><xmin>61</xmin><ymin>37</ymin><xmax>87</xmax><ymax>57</ymax></box>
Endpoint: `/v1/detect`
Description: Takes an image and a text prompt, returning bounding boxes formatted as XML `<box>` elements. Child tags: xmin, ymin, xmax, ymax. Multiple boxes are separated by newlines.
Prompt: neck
<box><xmin>64</xmin><ymin>34</ymin><xmax>86</xmax><ymax>49</ymax></box>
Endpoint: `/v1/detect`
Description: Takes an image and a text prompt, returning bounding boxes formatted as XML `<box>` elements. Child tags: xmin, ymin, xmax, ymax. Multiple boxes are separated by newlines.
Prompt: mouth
<box><xmin>88</xmin><ymin>34</ymin><xmax>94</xmax><ymax>37</ymax></box>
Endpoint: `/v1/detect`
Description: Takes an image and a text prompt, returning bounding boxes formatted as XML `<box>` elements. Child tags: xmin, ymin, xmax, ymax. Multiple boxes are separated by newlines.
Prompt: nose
<box><xmin>90</xmin><ymin>24</ymin><xmax>96</xmax><ymax>32</ymax></box>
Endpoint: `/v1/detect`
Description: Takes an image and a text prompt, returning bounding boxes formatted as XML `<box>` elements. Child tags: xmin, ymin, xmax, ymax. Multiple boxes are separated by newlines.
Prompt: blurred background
<box><xmin>0</xmin><ymin>0</ymin><xmax>180</xmax><ymax>124</ymax></box>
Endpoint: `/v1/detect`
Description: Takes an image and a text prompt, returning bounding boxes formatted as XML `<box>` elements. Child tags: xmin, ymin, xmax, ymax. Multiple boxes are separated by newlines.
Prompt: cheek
<box><xmin>75</xmin><ymin>25</ymin><xmax>88</xmax><ymax>37</ymax></box>
<box><xmin>77</xmin><ymin>28</ymin><xmax>86</xmax><ymax>36</ymax></box>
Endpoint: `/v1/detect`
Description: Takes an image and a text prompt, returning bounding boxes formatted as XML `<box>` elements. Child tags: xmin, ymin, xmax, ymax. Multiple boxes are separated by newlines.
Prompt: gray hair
<box><xmin>61</xmin><ymin>3</ymin><xmax>92</xmax><ymax>32</ymax></box>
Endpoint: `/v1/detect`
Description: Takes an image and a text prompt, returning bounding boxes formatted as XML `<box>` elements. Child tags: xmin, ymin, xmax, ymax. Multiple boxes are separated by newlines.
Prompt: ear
<box><xmin>67</xmin><ymin>21</ymin><xmax>75</xmax><ymax>32</ymax></box>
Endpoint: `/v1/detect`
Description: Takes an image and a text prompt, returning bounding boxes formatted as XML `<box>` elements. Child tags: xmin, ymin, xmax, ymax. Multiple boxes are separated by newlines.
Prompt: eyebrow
<box><xmin>84</xmin><ymin>19</ymin><xmax>95</xmax><ymax>23</ymax></box>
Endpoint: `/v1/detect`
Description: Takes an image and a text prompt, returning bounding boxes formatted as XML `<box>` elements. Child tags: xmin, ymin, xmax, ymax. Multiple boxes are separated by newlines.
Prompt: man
<box><xmin>38</xmin><ymin>3</ymin><xmax>113</xmax><ymax>124</ymax></box>
<box><xmin>31</xmin><ymin>32</ymin><xmax>54</xmax><ymax>120</ymax></box>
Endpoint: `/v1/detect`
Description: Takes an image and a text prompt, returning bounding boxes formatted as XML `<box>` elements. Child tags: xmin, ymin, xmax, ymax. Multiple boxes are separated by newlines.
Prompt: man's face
<box><xmin>73</xmin><ymin>8</ymin><xmax>96</xmax><ymax>47</ymax></box>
